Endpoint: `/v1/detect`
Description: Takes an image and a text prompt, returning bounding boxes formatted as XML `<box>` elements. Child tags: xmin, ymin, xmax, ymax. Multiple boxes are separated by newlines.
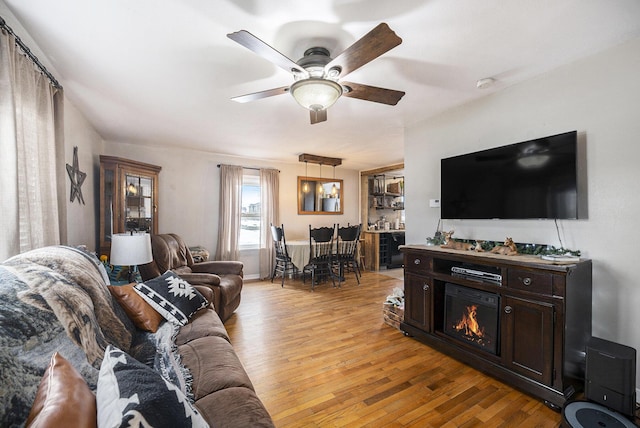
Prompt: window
<box><xmin>239</xmin><ymin>171</ymin><xmax>260</xmax><ymax>249</ymax></box>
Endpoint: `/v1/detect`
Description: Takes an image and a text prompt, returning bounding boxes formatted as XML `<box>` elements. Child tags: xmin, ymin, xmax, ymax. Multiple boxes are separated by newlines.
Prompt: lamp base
<box><xmin>127</xmin><ymin>265</ymin><xmax>140</xmax><ymax>283</ymax></box>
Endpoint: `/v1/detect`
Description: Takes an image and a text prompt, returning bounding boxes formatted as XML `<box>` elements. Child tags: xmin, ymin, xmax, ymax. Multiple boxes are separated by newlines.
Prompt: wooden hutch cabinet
<box><xmin>98</xmin><ymin>156</ymin><xmax>161</xmax><ymax>256</ymax></box>
<box><xmin>401</xmin><ymin>245</ymin><xmax>592</xmax><ymax>409</ymax></box>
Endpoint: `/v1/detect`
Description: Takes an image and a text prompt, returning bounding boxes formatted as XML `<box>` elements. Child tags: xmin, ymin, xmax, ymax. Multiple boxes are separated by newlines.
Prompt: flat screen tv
<box><xmin>441</xmin><ymin>131</ymin><xmax>579</xmax><ymax>220</ymax></box>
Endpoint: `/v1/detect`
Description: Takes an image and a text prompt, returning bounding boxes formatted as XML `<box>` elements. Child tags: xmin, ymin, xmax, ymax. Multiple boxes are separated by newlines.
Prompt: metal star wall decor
<box><xmin>66</xmin><ymin>146</ymin><xmax>86</xmax><ymax>204</ymax></box>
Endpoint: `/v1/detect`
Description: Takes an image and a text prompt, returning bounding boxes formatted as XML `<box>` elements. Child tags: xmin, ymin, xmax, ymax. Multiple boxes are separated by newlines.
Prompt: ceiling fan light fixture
<box><xmin>290</xmin><ymin>79</ymin><xmax>343</xmax><ymax>111</ymax></box>
<box><xmin>228</xmin><ymin>23</ymin><xmax>404</xmax><ymax>123</ymax></box>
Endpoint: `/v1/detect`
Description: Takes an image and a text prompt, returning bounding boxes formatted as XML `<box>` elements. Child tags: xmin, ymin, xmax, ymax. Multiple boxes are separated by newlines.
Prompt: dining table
<box><xmin>285</xmin><ymin>240</ymin><xmax>311</xmax><ymax>271</ymax></box>
<box><xmin>286</xmin><ymin>239</ymin><xmax>357</xmax><ymax>282</ymax></box>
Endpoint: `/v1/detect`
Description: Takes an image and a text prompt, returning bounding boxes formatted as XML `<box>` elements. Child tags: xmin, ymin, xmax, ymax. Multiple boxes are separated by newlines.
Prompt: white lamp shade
<box><xmin>109</xmin><ymin>233</ymin><xmax>153</xmax><ymax>266</ymax></box>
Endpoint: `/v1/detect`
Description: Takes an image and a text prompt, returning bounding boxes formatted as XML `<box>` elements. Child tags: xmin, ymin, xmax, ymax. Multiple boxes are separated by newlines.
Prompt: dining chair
<box><xmin>335</xmin><ymin>224</ymin><xmax>362</xmax><ymax>285</ymax></box>
<box><xmin>303</xmin><ymin>225</ymin><xmax>336</xmax><ymax>289</ymax></box>
<box><xmin>270</xmin><ymin>223</ymin><xmax>297</xmax><ymax>287</ymax></box>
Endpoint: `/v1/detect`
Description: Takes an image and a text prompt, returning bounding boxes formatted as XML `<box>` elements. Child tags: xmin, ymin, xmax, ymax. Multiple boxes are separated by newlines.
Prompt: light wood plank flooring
<box><xmin>225</xmin><ymin>271</ymin><xmax>561</xmax><ymax>427</ymax></box>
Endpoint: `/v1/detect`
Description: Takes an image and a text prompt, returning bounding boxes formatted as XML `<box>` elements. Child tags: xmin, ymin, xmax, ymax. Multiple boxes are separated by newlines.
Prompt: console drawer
<box><xmin>508</xmin><ymin>269</ymin><xmax>553</xmax><ymax>295</ymax></box>
<box><xmin>404</xmin><ymin>251</ymin><xmax>431</xmax><ymax>275</ymax></box>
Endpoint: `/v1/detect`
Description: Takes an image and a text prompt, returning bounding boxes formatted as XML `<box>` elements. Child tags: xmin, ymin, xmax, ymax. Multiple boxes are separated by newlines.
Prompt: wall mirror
<box><xmin>298</xmin><ymin>176</ymin><xmax>343</xmax><ymax>215</ymax></box>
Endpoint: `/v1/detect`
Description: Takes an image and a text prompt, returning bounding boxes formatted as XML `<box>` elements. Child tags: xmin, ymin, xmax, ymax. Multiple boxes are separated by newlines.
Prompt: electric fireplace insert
<box><xmin>444</xmin><ymin>283</ymin><xmax>500</xmax><ymax>355</ymax></box>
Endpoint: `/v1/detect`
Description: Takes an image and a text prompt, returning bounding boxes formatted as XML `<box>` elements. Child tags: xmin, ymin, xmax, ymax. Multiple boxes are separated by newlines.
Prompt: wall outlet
<box><xmin>429</xmin><ymin>199</ymin><xmax>441</xmax><ymax>208</ymax></box>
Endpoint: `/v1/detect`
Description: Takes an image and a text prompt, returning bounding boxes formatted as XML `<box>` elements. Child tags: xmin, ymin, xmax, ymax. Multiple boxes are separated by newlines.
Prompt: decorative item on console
<box><xmin>426</xmin><ymin>231</ymin><xmax>445</xmax><ymax>246</ymax></box>
<box><xmin>440</xmin><ymin>230</ymin><xmax>484</xmax><ymax>252</ymax></box>
<box><xmin>428</xmin><ymin>228</ymin><xmax>582</xmax><ymax>260</ymax></box>
<box><xmin>440</xmin><ymin>230</ymin><xmax>473</xmax><ymax>250</ymax></box>
<box><xmin>490</xmin><ymin>237</ymin><xmax>518</xmax><ymax>256</ymax></box>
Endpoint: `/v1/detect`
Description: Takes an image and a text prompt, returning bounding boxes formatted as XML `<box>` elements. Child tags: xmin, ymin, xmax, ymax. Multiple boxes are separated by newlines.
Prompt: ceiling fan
<box><xmin>227</xmin><ymin>23</ymin><xmax>405</xmax><ymax>124</ymax></box>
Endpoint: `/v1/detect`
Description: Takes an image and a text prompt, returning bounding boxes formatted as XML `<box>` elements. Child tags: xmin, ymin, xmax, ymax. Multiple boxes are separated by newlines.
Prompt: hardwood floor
<box><xmin>224</xmin><ymin>271</ymin><xmax>562</xmax><ymax>427</ymax></box>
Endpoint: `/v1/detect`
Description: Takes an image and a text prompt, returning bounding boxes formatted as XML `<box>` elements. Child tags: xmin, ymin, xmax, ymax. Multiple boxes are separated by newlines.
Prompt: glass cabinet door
<box><xmin>124</xmin><ymin>173</ymin><xmax>154</xmax><ymax>233</ymax></box>
<box><xmin>99</xmin><ymin>156</ymin><xmax>161</xmax><ymax>256</ymax></box>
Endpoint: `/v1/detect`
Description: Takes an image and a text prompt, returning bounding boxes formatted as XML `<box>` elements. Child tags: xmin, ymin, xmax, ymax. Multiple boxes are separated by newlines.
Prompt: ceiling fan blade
<box><xmin>341</xmin><ymin>82</ymin><xmax>405</xmax><ymax>105</ymax></box>
<box><xmin>310</xmin><ymin>109</ymin><xmax>327</xmax><ymax>124</ymax></box>
<box><xmin>227</xmin><ymin>30</ymin><xmax>308</xmax><ymax>77</ymax></box>
<box><xmin>324</xmin><ymin>23</ymin><xmax>402</xmax><ymax>78</ymax></box>
<box><xmin>231</xmin><ymin>86</ymin><xmax>290</xmax><ymax>103</ymax></box>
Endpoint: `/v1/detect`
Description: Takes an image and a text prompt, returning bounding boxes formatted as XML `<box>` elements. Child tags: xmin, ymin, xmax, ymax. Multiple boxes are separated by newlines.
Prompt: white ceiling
<box><xmin>4</xmin><ymin>0</ymin><xmax>640</xmax><ymax>170</ymax></box>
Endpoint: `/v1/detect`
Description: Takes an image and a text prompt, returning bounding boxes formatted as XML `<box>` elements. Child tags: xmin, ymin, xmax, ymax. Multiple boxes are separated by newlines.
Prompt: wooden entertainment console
<box><xmin>400</xmin><ymin>245</ymin><xmax>592</xmax><ymax>409</ymax></box>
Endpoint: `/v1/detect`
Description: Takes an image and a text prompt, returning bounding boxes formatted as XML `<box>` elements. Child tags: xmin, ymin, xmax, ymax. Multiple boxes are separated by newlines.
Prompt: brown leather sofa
<box><xmin>139</xmin><ymin>233</ymin><xmax>243</xmax><ymax>322</ymax></box>
<box><xmin>178</xmin><ymin>285</ymin><xmax>274</xmax><ymax>426</ymax></box>
<box><xmin>0</xmin><ymin>245</ymin><xmax>274</xmax><ymax>427</ymax></box>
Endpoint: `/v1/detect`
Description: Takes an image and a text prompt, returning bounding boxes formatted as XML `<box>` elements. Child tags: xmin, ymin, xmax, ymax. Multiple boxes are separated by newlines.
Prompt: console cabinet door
<box><xmin>502</xmin><ymin>295</ymin><xmax>554</xmax><ymax>386</ymax></box>
<box><xmin>404</xmin><ymin>273</ymin><xmax>432</xmax><ymax>332</ymax></box>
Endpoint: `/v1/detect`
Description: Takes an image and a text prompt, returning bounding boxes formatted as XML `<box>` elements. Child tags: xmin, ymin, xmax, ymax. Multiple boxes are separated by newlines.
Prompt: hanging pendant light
<box><xmin>302</xmin><ymin>161</ymin><xmax>309</xmax><ymax>193</ymax></box>
<box><xmin>331</xmin><ymin>165</ymin><xmax>337</xmax><ymax>196</ymax></box>
<box><xmin>317</xmin><ymin>163</ymin><xmax>323</xmax><ymax>195</ymax></box>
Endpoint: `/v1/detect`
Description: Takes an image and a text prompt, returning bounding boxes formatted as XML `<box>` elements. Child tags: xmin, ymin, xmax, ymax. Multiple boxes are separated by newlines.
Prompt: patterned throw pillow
<box><xmin>97</xmin><ymin>345</ymin><xmax>209</xmax><ymax>428</ymax></box>
<box><xmin>133</xmin><ymin>271</ymin><xmax>208</xmax><ymax>326</ymax></box>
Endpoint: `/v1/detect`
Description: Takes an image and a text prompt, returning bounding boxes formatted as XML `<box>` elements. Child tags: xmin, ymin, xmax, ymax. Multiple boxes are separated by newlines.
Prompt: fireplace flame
<box><xmin>453</xmin><ymin>305</ymin><xmax>485</xmax><ymax>339</ymax></box>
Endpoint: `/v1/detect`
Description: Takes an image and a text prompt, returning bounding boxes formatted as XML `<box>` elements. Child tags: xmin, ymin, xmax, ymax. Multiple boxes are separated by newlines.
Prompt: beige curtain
<box><xmin>0</xmin><ymin>28</ymin><xmax>65</xmax><ymax>262</ymax></box>
<box><xmin>259</xmin><ymin>168</ymin><xmax>279</xmax><ymax>279</ymax></box>
<box><xmin>215</xmin><ymin>164</ymin><xmax>243</xmax><ymax>261</ymax></box>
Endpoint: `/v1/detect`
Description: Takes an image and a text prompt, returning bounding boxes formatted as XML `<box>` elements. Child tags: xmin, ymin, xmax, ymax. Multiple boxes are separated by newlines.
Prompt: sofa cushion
<box><xmin>25</xmin><ymin>352</ymin><xmax>97</xmax><ymax>428</ymax></box>
<box><xmin>97</xmin><ymin>345</ymin><xmax>208</xmax><ymax>428</ymax></box>
<box><xmin>134</xmin><ymin>271</ymin><xmax>208</xmax><ymax>326</ymax></box>
<box><xmin>178</xmin><ymin>336</ymin><xmax>254</xmax><ymax>400</ymax></box>
<box><xmin>195</xmin><ymin>387</ymin><xmax>274</xmax><ymax>428</ymax></box>
<box><xmin>109</xmin><ymin>283</ymin><xmax>164</xmax><ymax>333</ymax></box>
<box><xmin>176</xmin><ymin>308</ymin><xmax>230</xmax><ymax>346</ymax></box>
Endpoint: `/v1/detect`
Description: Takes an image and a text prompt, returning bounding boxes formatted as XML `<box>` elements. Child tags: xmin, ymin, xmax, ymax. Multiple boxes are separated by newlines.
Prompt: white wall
<box><xmin>63</xmin><ymin>100</ymin><xmax>104</xmax><ymax>248</ymax></box>
<box><xmin>102</xmin><ymin>142</ymin><xmax>361</xmax><ymax>277</ymax></box>
<box><xmin>405</xmin><ymin>37</ymin><xmax>640</xmax><ymax>386</ymax></box>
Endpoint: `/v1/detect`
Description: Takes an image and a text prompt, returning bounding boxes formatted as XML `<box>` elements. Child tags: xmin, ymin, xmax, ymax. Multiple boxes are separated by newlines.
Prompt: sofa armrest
<box><xmin>177</xmin><ymin>272</ymin><xmax>221</xmax><ymax>286</ymax></box>
<box><xmin>191</xmin><ymin>261</ymin><xmax>243</xmax><ymax>276</ymax></box>
<box><xmin>193</xmin><ymin>285</ymin><xmax>215</xmax><ymax>306</ymax></box>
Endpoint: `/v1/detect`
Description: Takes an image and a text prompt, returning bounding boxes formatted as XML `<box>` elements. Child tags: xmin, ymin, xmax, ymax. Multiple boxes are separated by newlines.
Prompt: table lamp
<box><xmin>109</xmin><ymin>232</ymin><xmax>153</xmax><ymax>283</ymax></box>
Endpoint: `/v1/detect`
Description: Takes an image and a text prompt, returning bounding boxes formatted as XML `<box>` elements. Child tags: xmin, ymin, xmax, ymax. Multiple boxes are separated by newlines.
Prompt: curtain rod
<box><xmin>0</xmin><ymin>16</ymin><xmax>63</xmax><ymax>89</ymax></box>
<box><xmin>217</xmin><ymin>164</ymin><xmax>280</xmax><ymax>173</ymax></box>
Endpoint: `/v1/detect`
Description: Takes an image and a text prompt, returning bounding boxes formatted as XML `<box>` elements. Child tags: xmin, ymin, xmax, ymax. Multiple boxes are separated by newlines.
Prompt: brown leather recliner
<box><xmin>138</xmin><ymin>233</ymin><xmax>243</xmax><ymax>322</ymax></box>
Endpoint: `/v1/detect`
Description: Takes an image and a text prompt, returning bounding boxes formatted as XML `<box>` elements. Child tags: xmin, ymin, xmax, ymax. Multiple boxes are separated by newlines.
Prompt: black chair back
<box><xmin>337</xmin><ymin>224</ymin><xmax>360</xmax><ymax>244</ymax></box>
<box><xmin>309</xmin><ymin>225</ymin><xmax>335</xmax><ymax>260</ymax></box>
<box><xmin>337</xmin><ymin>224</ymin><xmax>360</xmax><ymax>253</ymax></box>
<box><xmin>304</xmin><ymin>224</ymin><xmax>336</xmax><ymax>288</ymax></box>
<box><xmin>271</xmin><ymin>224</ymin><xmax>290</xmax><ymax>260</ymax></box>
<box><xmin>270</xmin><ymin>223</ymin><xmax>296</xmax><ymax>286</ymax></box>
<box><xmin>335</xmin><ymin>224</ymin><xmax>362</xmax><ymax>284</ymax></box>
